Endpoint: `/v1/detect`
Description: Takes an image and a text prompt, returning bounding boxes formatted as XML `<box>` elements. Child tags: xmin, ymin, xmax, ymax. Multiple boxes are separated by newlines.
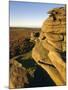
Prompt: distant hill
<box><xmin>10</xmin><ymin>27</ymin><xmax>41</xmax><ymax>41</ymax></box>
<box><xmin>10</xmin><ymin>27</ymin><xmax>41</xmax><ymax>30</ymax></box>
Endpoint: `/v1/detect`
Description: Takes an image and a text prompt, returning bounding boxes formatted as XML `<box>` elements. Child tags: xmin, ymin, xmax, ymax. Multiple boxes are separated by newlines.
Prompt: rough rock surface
<box><xmin>42</xmin><ymin>7</ymin><xmax>66</xmax><ymax>33</ymax></box>
<box><xmin>9</xmin><ymin>59</ymin><xmax>29</xmax><ymax>88</ymax></box>
<box><xmin>41</xmin><ymin>7</ymin><xmax>66</xmax><ymax>52</ymax></box>
<box><xmin>32</xmin><ymin>6</ymin><xmax>66</xmax><ymax>85</ymax></box>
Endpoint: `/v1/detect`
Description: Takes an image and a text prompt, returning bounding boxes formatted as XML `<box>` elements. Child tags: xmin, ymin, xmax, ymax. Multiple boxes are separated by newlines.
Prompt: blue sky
<box><xmin>9</xmin><ymin>1</ymin><xmax>65</xmax><ymax>27</ymax></box>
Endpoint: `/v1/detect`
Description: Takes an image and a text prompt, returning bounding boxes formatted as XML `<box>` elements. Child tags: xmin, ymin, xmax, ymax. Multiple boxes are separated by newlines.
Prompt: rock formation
<box><xmin>9</xmin><ymin>6</ymin><xmax>66</xmax><ymax>88</ymax></box>
<box><xmin>32</xmin><ymin>6</ymin><xmax>66</xmax><ymax>85</ymax></box>
<box><xmin>9</xmin><ymin>59</ymin><xmax>29</xmax><ymax>88</ymax></box>
<box><xmin>9</xmin><ymin>53</ymin><xmax>36</xmax><ymax>89</ymax></box>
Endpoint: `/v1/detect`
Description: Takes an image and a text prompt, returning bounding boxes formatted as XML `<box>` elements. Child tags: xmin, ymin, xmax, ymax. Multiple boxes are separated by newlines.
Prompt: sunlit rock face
<box><xmin>41</xmin><ymin>7</ymin><xmax>66</xmax><ymax>52</ymax></box>
<box><xmin>32</xmin><ymin>6</ymin><xmax>66</xmax><ymax>85</ymax></box>
<box><xmin>9</xmin><ymin>6</ymin><xmax>66</xmax><ymax>88</ymax></box>
<box><xmin>42</xmin><ymin>7</ymin><xmax>66</xmax><ymax>33</ymax></box>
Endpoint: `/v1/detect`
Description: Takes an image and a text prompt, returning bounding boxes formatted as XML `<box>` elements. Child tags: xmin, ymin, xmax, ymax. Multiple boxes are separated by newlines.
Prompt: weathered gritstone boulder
<box><xmin>32</xmin><ymin>6</ymin><xmax>66</xmax><ymax>85</ymax></box>
<box><xmin>41</xmin><ymin>7</ymin><xmax>66</xmax><ymax>52</ymax></box>
<box><xmin>42</xmin><ymin>19</ymin><xmax>66</xmax><ymax>34</ymax></box>
<box><xmin>42</xmin><ymin>7</ymin><xmax>66</xmax><ymax>34</ymax></box>
<box><xmin>9</xmin><ymin>59</ymin><xmax>29</xmax><ymax>88</ymax></box>
<box><xmin>32</xmin><ymin>41</ymin><xmax>65</xmax><ymax>85</ymax></box>
<box><xmin>48</xmin><ymin>7</ymin><xmax>66</xmax><ymax>15</ymax></box>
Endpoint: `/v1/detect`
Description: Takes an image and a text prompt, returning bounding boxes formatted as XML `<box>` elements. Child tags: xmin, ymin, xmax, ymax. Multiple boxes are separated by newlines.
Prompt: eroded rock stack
<box><xmin>32</xmin><ymin>7</ymin><xmax>66</xmax><ymax>85</ymax></box>
<box><xmin>41</xmin><ymin>7</ymin><xmax>66</xmax><ymax>52</ymax></box>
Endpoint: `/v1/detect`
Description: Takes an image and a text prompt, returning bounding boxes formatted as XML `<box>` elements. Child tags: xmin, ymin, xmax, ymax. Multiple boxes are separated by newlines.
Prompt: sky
<box><xmin>9</xmin><ymin>1</ymin><xmax>65</xmax><ymax>28</ymax></box>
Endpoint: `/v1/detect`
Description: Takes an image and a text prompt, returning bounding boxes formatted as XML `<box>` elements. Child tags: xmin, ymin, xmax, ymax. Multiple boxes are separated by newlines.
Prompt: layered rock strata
<box><xmin>32</xmin><ymin>6</ymin><xmax>66</xmax><ymax>85</ymax></box>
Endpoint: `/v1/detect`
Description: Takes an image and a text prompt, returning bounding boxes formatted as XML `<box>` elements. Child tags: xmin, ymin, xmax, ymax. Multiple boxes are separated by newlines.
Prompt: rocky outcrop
<box><xmin>41</xmin><ymin>7</ymin><xmax>66</xmax><ymax>52</ymax></box>
<box><xmin>9</xmin><ymin>6</ymin><xmax>66</xmax><ymax>88</ymax></box>
<box><xmin>48</xmin><ymin>51</ymin><xmax>66</xmax><ymax>82</ymax></box>
<box><xmin>9</xmin><ymin>59</ymin><xmax>29</xmax><ymax>88</ymax></box>
<box><xmin>42</xmin><ymin>7</ymin><xmax>66</xmax><ymax>34</ymax></box>
<box><xmin>32</xmin><ymin>6</ymin><xmax>66</xmax><ymax>85</ymax></box>
<box><xmin>9</xmin><ymin>52</ymin><xmax>37</xmax><ymax>89</ymax></box>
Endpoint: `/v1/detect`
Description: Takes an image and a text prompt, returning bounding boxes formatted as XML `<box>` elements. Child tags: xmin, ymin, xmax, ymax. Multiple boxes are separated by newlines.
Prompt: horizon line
<box><xmin>10</xmin><ymin>26</ymin><xmax>41</xmax><ymax>28</ymax></box>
